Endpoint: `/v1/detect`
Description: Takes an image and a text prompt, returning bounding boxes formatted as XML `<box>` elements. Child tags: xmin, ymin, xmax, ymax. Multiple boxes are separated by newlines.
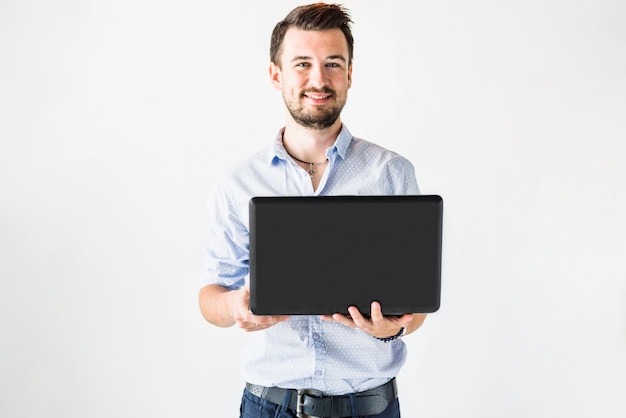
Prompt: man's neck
<box><xmin>282</xmin><ymin>119</ymin><xmax>343</xmax><ymax>162</ymax></box>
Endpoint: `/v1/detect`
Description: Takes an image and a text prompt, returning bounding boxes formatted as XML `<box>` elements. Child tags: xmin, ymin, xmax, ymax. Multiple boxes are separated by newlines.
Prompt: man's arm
<box><xmin>199</xmin><ymin>284</ymin><xmax>289</xmax><ymax>331</ymax></box>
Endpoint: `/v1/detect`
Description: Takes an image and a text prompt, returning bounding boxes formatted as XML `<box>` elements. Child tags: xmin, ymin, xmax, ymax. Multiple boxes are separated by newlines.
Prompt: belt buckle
<box><xmin>296</xmin><ymin>388</ymin><xmax>324</xmax><ymax>418</ymax></box>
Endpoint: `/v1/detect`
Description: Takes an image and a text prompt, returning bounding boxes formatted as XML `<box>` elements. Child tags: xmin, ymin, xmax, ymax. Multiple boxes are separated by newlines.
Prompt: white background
<box><xmin>1</xmin><ymin>1</ymin><xmax>625</xmax><ymax>417</ymax></box>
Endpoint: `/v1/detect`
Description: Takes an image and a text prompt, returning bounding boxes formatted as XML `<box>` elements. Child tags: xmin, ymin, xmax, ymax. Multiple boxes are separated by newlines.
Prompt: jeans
<box><xmin>239</xmin><ymin>388</ymin><xmax>401</xmax><ymax>418</ymax></box>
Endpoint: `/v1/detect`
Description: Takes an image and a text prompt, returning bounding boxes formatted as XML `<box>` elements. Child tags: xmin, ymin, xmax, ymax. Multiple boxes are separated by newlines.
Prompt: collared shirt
<box><xmin>203</xmin><ymin>124</ymin><xmax>420</xmax><ymax>395</ymax></box>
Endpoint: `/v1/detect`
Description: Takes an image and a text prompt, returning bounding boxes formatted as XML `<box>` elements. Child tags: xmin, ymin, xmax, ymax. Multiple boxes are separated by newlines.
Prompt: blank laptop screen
<box><xmin>249</xmin><ymin>195</ymin><xmax>443</xmax><ymax>315</ymax></box>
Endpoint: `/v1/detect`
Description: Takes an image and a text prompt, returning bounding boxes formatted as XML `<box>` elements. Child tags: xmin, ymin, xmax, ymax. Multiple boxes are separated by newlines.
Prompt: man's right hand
<box><xmin>199</xmin><ymin>284</ymin><xmax>290</xmax><ymax>331</ymax></box>
<box><xmin>227</xmin><ymin>286</ymin><xmax>290</xmax><ymax>332</ymax></box>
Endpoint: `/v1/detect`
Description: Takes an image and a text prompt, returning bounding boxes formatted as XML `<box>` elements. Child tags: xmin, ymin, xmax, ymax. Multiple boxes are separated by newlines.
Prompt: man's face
<box><xmin>270</xmin><ymin>27</ymin><xmax>352</xmax><ymax>130</ymax></box>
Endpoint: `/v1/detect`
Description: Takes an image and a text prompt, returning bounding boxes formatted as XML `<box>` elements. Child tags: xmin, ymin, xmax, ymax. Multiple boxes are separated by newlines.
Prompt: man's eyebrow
<box><xmin>326</xmin><ymin>55</ymin><xmax>347</xmax><ymax>62</ymax></box>
<box><xmin>290</xmin><ymin>55</ymin><xmax>347</xmax><ymax>62</ymax></box>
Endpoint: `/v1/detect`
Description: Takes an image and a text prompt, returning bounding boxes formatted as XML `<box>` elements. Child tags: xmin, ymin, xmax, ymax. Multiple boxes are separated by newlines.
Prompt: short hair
<box><xmin>270</xmin><ymin>3</ymin><xmax>354</xmax><ymax>67</ymax></box>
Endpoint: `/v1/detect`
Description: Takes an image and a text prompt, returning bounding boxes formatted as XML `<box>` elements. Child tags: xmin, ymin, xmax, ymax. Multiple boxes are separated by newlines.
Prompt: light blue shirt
<box><xmin>203</xmin><ymin>124</ymin><xmax>420</xmax><ymax>395</ymax></box>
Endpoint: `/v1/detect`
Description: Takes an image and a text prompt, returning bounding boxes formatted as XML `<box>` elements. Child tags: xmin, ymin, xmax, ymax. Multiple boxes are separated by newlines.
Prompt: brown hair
<box><xmin>270</xmin><ymin>3</ymin><xmax>354</xmax><ymax>67</ymax></box>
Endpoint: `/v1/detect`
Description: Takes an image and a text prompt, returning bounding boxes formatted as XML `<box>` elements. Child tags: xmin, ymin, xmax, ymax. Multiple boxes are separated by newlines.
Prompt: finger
<box><xmin>244</xmin><ymin>314</ymin><xmax>288</xmax><ymax>326</ymax></box>
<box><xmin>390</xmin><ymin>313</ymin><xmax>414</xmax><ymax>328</ymax></box>
<box><xmin>256</xmin><ymin>315</ymin><xmax>290</xmax><ymax>324</ymax></box>
<box><xmin>398</xmin><ymin>313</ymin><xmax>415</xmax><ymax>326</ymax></box>
<box><xmin>330</xmin><ymin>313</ymin><xmax>356</xmax><ymax>328</ymax></box>
<box><xmin>245</xmin><ymin>321</ymin><xmax>273</xmax><ymax>332</ymax></box>
<box><xmin>369</xmin><ymin>301</ymin><xmax>385</xmax><ymax>324</ymax></box>
<box><xmin>347</xmin><ymin>306</ymin><xmax>369</xmax><ymax>328</ymax></box>
<box><xmin>237</xmin><ymin>321</ymin><xmax>258</xmax><ymax>331</ymax></box>
<box><xmin>238</xmin><ymin>316</ymin><xmax>289</xmax><ymax>332</ymax></box>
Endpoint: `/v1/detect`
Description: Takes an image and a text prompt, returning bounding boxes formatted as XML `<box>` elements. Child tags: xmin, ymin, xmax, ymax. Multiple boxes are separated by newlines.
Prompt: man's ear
<box><xmin>347</xmin><ymin>64</ymin><xmax>353</xmax><ymax>89</ymax></box>
<box><xmin>269</xmin><ymin>62</ymin><xmax>282</xmax><ymax>90</ymax></box>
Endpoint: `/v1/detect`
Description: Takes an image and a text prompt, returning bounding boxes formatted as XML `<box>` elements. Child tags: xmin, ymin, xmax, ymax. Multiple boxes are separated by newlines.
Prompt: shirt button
<box><xmin>313</xmin><ymin>333</ymin><xmax>320</xmax><ymax>340</ymax></box>
<box><xmin>314</xmin><ymin>370</ymin><xmax>323</xmax><ymax>377</ymax></box>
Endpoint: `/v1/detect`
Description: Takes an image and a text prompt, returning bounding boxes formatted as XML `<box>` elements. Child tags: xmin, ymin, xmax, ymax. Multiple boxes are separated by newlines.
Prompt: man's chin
<box><xmin>290</xmin><ymin>108</ymin><xmax>342</xmax><ymax>130</ymax></box>
<box><xmin>295</xmin><ymin>116</ymin><xmax>339</xmax><ymax>130</ymax></box>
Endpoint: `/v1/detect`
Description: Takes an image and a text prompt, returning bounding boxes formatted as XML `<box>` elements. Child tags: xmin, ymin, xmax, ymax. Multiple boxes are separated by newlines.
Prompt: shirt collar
<box><xmin>267</xmin><ymin>124</ymin><xmax>353</xmax><ymax>165</ymax></box>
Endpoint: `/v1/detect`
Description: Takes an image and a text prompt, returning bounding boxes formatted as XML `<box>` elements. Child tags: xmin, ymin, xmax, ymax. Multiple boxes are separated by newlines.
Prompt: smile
<box><xmin>304</xmin><ymin>93</ymin><xmax>332</xmax><ymax>100</ymax></box>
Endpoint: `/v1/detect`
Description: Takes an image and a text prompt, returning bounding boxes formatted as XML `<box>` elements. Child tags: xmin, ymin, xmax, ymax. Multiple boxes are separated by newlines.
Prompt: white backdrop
<box><xmin>1</xmin><ymin>1</ymin><xmax>625</xmax><ymax>417</ymax></box>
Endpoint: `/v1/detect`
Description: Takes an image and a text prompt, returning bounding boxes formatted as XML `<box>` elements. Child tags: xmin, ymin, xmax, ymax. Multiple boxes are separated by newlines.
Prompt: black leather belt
<box><xmin>245</xmin><ymin>378</ymin><xmax>397</xmax><ymax>418</ymax></box>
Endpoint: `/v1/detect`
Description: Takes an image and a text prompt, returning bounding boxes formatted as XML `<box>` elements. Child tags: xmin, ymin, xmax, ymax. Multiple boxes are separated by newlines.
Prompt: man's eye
<box><xmin>326</xmin><ymin>62</ymin><xmax>340</xmax><ymax>68</ymax></box>
<box><xmin>296</xmin><ymin>62</ymin><xmax>310</xmax><ymax>67</ymax></box>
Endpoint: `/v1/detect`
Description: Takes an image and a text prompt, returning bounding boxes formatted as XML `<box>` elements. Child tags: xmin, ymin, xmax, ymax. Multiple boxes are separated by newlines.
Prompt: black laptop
<box><xmin>249</xmin><ymin>195</ymin><xmax>443</xmax><ymax>315</ymax></box>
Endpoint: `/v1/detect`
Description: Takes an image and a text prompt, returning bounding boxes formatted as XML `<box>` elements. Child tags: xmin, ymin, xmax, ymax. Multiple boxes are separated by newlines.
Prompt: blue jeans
<box><xmin>239</xmin><ymin>388</ymin><xmax>401</xmax><ymax>418</ymax></box>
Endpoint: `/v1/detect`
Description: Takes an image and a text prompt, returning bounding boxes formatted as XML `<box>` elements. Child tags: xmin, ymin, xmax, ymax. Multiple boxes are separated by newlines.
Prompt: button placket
<box><xmin>310</xmin><ymin>316</ymin><xmax>326</xmax><ymax>386</ymax></box>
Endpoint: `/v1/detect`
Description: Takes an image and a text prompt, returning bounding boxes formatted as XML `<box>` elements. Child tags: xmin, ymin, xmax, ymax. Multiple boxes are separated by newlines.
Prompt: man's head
<box><xmin>270</xmin><ymin>3</ymin><xmax>354</xmax><ymax>68</ymax></box>
<box><xmin>269</xmin><ymin>3</ymin><xmax>354</xmax><ymax>130</ymax></box>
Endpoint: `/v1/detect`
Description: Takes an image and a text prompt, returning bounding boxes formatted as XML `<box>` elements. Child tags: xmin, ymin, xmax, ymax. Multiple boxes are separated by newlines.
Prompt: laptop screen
<box><xmin>249</xmin><ymin>195</ymin><xmax>443</xmax><ymax>315</ymax></box>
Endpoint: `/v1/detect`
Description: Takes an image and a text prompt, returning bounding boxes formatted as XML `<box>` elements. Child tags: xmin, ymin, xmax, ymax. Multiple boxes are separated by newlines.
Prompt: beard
<box><xmin>283</xmin><ymin>88</ymin><xmax>347</xmax><ymax>130</ymax></box>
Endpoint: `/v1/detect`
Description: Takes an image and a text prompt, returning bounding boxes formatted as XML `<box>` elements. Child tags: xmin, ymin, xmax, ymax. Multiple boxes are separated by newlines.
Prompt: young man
<box><xmin>199</xmin><ymin>3</ymin><xmax>427</xmax><ymax>417</ymax></box>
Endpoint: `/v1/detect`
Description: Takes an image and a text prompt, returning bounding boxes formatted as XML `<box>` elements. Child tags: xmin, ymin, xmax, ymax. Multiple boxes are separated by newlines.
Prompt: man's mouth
<box><xmin>304</xmin><ymin>92</ymin><xmax>332</xmax><ymax>100</ymax></box>
<box><xmin>302</xmin><ymin>89</ymin><xmax>333</xmax><ymax>103</ymax></box>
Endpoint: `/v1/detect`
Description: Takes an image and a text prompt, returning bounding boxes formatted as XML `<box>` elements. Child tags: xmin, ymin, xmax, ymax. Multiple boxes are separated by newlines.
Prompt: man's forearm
<box><xmin>199</xmin><ymin>284</ymin><xmax>236</xmax><ymax>327</ymax></box>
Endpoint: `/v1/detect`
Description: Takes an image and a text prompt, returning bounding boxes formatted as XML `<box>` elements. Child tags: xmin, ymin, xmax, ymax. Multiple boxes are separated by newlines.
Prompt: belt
<box><xmin>245</xmin><ymin>378</ymin><xmax>397</xmax><ymax>418</ymax></box>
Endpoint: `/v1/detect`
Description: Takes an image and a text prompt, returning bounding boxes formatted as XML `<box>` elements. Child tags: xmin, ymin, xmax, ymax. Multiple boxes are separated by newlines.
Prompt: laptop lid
<box><xmin>249</xmin><ymin>195</ymin><xmax>443</xmax><ymax>315</ymax></box>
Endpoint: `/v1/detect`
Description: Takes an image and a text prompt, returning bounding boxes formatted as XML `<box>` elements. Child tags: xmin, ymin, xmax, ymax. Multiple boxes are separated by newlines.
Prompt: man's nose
<box><xmin>307</xmin><ymin>64</ymin><xmax>326</xmax><ymax>89</ymax></box>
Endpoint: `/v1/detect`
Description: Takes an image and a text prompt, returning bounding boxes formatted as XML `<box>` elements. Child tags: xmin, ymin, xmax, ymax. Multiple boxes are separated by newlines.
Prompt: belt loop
<box><xmin>273</xmin><ymin>389</ymin><xmax>292</xmax><ymax>418</ymax></box>
<box><xmin>348</xmin><ymin>393</ymin><xmax>358</xmax><ymax>418</ymax></box>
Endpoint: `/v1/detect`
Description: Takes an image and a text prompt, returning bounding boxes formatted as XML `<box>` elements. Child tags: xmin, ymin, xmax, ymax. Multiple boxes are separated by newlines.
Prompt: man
<box><xmin>199</xmin><ymin>3</ymin><xmax>427</xmax><ymax>417</ymax></box>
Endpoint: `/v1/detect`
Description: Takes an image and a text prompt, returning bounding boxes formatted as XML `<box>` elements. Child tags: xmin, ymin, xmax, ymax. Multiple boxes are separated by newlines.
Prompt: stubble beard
<box><xmin>284</xmin><ymin>88</ymin><xmax>347</xmax><ymax>130</ymax></box>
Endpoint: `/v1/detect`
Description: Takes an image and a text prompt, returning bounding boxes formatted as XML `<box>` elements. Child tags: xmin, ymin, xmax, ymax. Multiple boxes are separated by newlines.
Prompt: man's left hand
<box><xmin>321</xmin><ymin>301</ymin><xmax>426</xmax><ymax>339</ymax></box>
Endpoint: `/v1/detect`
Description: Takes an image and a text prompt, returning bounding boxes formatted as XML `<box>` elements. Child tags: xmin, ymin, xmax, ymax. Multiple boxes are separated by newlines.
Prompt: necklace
<box><xmin>285</xmin><ymin>150</ymin><xmax>329</xmax><ymax>178</ymax></box>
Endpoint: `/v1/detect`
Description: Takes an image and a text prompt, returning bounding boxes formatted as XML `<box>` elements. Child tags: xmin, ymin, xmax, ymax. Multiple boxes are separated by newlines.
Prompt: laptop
<box><xmin>249</xmin><ymin>195</ymin><xmax>443</xmax><ymax>315</ymax></box>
